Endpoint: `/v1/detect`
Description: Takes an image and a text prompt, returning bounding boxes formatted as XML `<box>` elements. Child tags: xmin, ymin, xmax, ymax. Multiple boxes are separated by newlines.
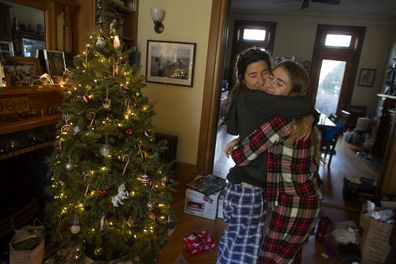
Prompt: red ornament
<box><xmin>61</xmin><ymin>124</ymin><xmax>72</xmax><ymax>134</ymax></box>
<box><xmin>126</xmin><ymin>128</ymin><xmax>133</xmax><ymax>136</ymax></box>
<box><xmin>99</xmin><ymin>189</ymin><xmax>109</xmax><ymax>197</ymax></box>
<box><xmin>82</xmin><ymin>94</ymin><xmax>92</xmax><ymax>103</ymax></box>
<box><xmin>122</xmin><ymin>84</ymin><xmax>129</xmax><ymax>93</ymax></box>
<box><xmin>138</xmin><ymin>175</ymin><xmax>150</xmax><ymax>184</ymax></box>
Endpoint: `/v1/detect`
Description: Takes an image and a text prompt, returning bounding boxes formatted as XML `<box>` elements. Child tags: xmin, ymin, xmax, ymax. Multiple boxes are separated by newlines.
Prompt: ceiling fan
<box><xmin>300</xmin><ymin>0</ymin><xmax>341</xmax><ymax>9</ymax></box>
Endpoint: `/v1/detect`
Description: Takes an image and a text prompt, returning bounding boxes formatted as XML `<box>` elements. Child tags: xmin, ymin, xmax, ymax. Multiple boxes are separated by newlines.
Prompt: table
<box><xmin>317</xmin><ymin>113</ymin><xmax>336</xmax><ymax>130</ymax></box>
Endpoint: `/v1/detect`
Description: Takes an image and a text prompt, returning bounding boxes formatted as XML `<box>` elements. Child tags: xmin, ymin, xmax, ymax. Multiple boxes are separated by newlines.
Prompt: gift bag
<box><xmin>9</xmin><ymin>219</ymin><xmax>45</xmax><ymax>264</ymax></box>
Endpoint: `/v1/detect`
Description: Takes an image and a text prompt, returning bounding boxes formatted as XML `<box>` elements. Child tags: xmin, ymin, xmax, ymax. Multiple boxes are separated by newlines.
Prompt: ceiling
<box><xmin>230</xmin><ymin>0</ymin><xmax>396</xmax><ymax>18</ymax></box>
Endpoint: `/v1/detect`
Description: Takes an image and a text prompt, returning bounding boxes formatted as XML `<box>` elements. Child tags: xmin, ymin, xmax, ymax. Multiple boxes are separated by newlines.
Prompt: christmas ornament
<box><xmin>61</xmin><ymin>124</ymin><xmax>72</xmax><ymax>134</ymax></box>
<box><xmin>96</xmin><ymin>37</ymin><xmax>105</xmax><ymax>47</ymax></box>
<box><xmin>70</xmin><ymin>215</ymin><xmax>80</xmax><ymax>234</ymax></box>
<box><xmin>98</xmin><ymin>188</ymin><xmax>108</xmax><ymax>197</ymax></box>
<box><xmin>148</xmin><ymin>211</ymin><xmax>155</xmax><ymax>220</ymax></box>
<box><xmin>111</xmin><ymin>183</ymin><xmax>129</xmax><ymax>207</ymax></box>
<box><xmin>147</xmin><ymin>202</ymin><xmax>153</xmax><ymax>210</ymax></box>
<box><xmin>110</xmin><ymin>19</ymin><xmax>117</xmax><ymax>33</ymax></box>
<box><xmin>100</xmin><ymin>215</ymin><xmax>106</xmax><ymax>231</ymax></box>
<box><xmin>103</xmin><ymin>98</ymin><xmax>111</xmax><ymax>109</ymax></box>
<box><xmin>144</xmin><ymin>151</ymin><xmax>155</xmax><ymax>159</ymax></box>
<box><xmin>103</xmin><ymin>86</ymin><xmax>111</xmax><ymax>109</ymax></box>
<box><xmin>122</xmin><ymin>154</ymin><xmax>130</xmax><ymax>175</ymax></box>
<box><xmin>82</xmin><ymin>94</ymin><xmax>92</xmax><ymax>103</ymax></box>
<box><xmin>127</xmin><ymin>217</ymin><xmax>134</xmax><ymax>227</ymax></box>
<box><xmin>122</xmin><ymin>83</ymin><xmax>129</xmax><ymax>93</ymax></box>
<box><xmin>99</xmin><ymin>144</ymin><xmax>112</xmax><ymax>156</ymax></box>
<box><xmin>70</xmin><ymin>224</ymin><xmax>80</xmax><ymax>234</ymax></box>
<box><xmin>100</xmin><ymin>135</ymin><xmax>111</xmax><ymax>157</ymax></box>
<box><xmin>56</xmin><ymin>138</ymin><xmax>63</xmax><ymax>150</ymax></box>
<box><xmin>126</xmin><ymin>128</ymin><xmax>133</xmax><ymax>136</ymax></box>
<box><xmin>84</xmin><ymin>184</ymin><xmax>90</xmax><ymax>197</ymax></box>
<box><xmin>144</xmin><ymin>130</ymin><xmax>150</xmax><ymax>138</ymax></box>
<box><xmin>113</xmin><ymin>63</ymin><xmax>119</xmax><ymax>76</ymax></box>
<box><xmin>138</xmin><ymin>175</ymin><xmax>149</xmax><ymax>184</ymax></box>
<box><xmin>88</xmin><ymin>112</ymin><xmax>96</xmax><ymax>127</ymax></box>
<box><xmin>73</xmin><ymin>126</ymin><xmax>80</xmax><ymax>135</ymax></box>
<box><xmin>113</xmin><ymin>35</ymin><xmax>120</xmax><ymax>49</ymax></box>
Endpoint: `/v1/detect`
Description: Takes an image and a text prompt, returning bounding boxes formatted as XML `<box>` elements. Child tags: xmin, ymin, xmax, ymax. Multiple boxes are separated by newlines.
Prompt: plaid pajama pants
<box><xmin>261</xmin><ymin>192</ymin><xmax>320</xmax><ymax>264</ymax></box>
<box><xmin>217</xmin><ymin>183</ymin><xmax>266</xmax><ymax>264</ymax></box>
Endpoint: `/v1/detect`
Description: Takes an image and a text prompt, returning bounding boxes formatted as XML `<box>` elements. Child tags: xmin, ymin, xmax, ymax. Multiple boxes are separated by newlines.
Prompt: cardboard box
<box><xmin>381</xmin><ymin>200</ymin><xmax>396</xmax><ymax>209</ymax></box>
<box><xmin>359</xmin><ymin>205</ymin><xmax>393</xmax><ymax>264</ymax></box>
<box><xmin>184</xmin><ymin>188</ymin><xmax>220</xmax><ymax>220</ymax></box>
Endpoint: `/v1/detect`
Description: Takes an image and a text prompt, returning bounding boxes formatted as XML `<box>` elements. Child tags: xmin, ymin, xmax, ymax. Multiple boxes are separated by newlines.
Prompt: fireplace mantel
<box><xmin>0</xmin><ymin>84</ymin><xmax>66</xmax><ymax>160</ymax></box>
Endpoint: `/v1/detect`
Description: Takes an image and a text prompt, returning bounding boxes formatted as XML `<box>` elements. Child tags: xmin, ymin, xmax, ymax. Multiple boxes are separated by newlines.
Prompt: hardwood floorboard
<box><xmin>158</xmin><ymin>135</ymin><xmax>381</xmax><ymax>263</ymax></box>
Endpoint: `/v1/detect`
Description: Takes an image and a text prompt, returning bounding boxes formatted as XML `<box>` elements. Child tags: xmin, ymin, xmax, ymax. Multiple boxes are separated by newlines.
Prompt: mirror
<box><xmin>0</xmin><ymin>0</ymin><xmax>45</xmax><ymax>59</ymax></box>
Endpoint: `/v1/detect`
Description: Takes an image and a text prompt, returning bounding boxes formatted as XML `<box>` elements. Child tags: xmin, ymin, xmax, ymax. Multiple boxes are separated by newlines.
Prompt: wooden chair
<box><xmin>322</xmin><ymin>110</ymin><xmax>350</xmax><ymax>166</ymax></box>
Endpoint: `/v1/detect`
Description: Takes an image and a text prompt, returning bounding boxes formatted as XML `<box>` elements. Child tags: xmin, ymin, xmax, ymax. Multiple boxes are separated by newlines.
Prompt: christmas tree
<box><xmin>45</xmin><ymin>18</ymin><xmax>175</xmax><ymax>263</ymax></box>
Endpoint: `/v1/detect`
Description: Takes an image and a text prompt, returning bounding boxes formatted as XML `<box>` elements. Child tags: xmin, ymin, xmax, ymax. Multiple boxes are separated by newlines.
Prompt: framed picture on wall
<box><xmin>43</xmin><ymin>49</ymin><xmax>66</xmax><ymax>76</ymax></box>
<box><xmin>146</xmin><ymin>40</ymin><xmax>196</xmax><ymax>87</ymax></box>
<box><xmin>358</xmin><ymin>68</ymin><xmax>376</xmax><ymax>87</ymax></box>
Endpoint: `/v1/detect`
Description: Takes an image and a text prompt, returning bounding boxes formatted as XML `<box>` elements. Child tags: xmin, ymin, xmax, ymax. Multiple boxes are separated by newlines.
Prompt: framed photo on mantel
<box><xmin>43</xmin><ymin>49</ymin><xmax>66</xmax><ymax>77</ymax></box>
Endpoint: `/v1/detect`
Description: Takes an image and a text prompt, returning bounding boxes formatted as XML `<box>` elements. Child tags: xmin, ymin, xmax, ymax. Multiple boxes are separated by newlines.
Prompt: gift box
<box><xmin>183</xmin><ymin>230</ymin><xmax>216</xmax><ymax>256</ymax></box>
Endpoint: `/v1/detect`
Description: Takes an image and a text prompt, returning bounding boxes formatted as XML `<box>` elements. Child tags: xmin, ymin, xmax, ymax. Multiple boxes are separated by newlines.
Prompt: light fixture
<box><xmin>150</xmin><ymin>8</ymin><xmax>165</xmax><ymax>33</ymax></box>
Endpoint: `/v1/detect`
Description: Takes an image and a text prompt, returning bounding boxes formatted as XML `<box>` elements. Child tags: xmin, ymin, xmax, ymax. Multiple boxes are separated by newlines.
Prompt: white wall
<box><xmin>138</xmin><ymin>0</ymin><xmax>212</xmax><ymax>165</ymax></box>
<box><xmin>228</xmin><ymin>12</ymin><xmax>396</xmax><ymax>115</ymax></box>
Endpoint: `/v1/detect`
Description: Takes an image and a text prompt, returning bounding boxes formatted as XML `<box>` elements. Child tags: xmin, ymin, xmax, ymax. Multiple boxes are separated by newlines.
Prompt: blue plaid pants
<box><xmin>217</xmin><ymin>183</ymin><xmax>266</xmax><ymax>264</ymax></box>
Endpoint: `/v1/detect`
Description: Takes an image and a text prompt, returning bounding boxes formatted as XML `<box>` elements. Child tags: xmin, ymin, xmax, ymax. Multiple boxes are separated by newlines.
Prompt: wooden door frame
<box><xmin>196</xmin><ymin>0</ymin><xmax>229</xmax><ymax>175</ymax></box>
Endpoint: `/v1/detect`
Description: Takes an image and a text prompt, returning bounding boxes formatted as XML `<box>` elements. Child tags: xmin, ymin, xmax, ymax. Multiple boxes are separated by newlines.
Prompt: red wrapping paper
<box><xmin>183</xmin><ymin>230</ymin><xmax>216</xmax><ymax>255</ymax></box>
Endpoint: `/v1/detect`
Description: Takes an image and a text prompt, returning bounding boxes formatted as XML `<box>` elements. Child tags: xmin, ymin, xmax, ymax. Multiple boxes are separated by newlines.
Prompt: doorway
<box><xmin>308</xmin><ymin>25</ymin><xmax>366</xmax><ymax>116</ymax></box>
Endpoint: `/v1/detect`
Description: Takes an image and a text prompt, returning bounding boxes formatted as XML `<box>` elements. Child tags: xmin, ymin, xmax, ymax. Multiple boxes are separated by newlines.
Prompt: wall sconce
<box><xmin>150</xmin><ymin>8</ymin><xmax>165</xmax><ymax>33</ymax></box>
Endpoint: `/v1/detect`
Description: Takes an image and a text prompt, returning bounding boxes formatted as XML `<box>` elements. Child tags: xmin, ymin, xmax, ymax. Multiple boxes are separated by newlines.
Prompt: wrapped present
<box><xmin>183</xmin><ymin>230</ymin><xmax>216</xmax><ymax>256</ymax></box>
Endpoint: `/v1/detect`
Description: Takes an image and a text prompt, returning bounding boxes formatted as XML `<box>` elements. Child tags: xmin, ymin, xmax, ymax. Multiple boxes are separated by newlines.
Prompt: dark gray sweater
<box><xmin>224</xmin><ymin>88</ymin><xmax>317</xmax><ymax>187</ymax></box>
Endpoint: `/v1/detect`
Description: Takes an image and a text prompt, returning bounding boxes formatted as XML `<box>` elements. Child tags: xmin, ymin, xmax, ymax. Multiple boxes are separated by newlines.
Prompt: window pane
<box><xmin>325</xmin><ymin>34</ymin><xmax>351</xmax><ymax>47</ymax></box>
<box><xmin>315</xmin><ymin>59</ymin><xmax>346</xmax><ymax>116</ymax></box>
<box><xmin>243</xmin><ymin>29</ymin><xmax>266</xmax><ymax>41</ymax></box>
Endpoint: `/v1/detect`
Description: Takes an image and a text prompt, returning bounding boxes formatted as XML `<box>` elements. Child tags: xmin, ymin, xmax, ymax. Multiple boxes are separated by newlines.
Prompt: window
<box><xmin>325</xmin><ymin>34</ymin><xmax>352</xmax><ymax>47</ymax></box>
<box><xmin>242</xmin><ymin>29</ymin><xmax>266</xmax><ymax>41</ymax></box>
<box><xmin>227</xmin><ymin>20</ymin><xmax>276</xmax><ymax>83</ymax></box>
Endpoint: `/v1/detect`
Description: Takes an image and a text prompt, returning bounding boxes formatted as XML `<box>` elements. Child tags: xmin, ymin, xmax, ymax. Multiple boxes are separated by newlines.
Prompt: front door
<box><xmin>309</xmin><ymin>25</ymin><xmax>366</xmax><ymax>116</ymax></box>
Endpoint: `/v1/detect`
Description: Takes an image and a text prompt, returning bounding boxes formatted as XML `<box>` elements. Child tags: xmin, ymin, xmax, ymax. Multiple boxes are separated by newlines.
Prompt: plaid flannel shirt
<box><xmin>231</xmin><ymin>116</ymin><xmax>322</xmax><ymax>208</ymax></box>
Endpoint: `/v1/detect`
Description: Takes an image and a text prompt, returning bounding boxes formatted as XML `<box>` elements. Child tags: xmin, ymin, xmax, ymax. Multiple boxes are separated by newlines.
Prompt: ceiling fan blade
<box><xmin>301</xmin><ymin>0</ymin><xmax>309</xmax><ymax>9</ymax></box>
<box><xmin>312</xmin><ymin>0</ymin><xmax>341</xmax><ymax>5</ymax></box>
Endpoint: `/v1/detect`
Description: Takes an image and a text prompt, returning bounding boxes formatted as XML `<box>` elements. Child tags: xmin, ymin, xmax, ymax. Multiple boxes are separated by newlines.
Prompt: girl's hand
<box><xmin>224</xmin><ymin>138</ymin><xmax>239</xmax><ymax>158</ymax></box>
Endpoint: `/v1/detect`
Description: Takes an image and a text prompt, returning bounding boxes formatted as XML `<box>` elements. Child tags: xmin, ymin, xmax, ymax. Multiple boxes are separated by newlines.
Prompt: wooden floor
<box><xmin>158</xmin><ymin>132</ymin><xmax>381</xmax><ymax>264</ymax></box>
